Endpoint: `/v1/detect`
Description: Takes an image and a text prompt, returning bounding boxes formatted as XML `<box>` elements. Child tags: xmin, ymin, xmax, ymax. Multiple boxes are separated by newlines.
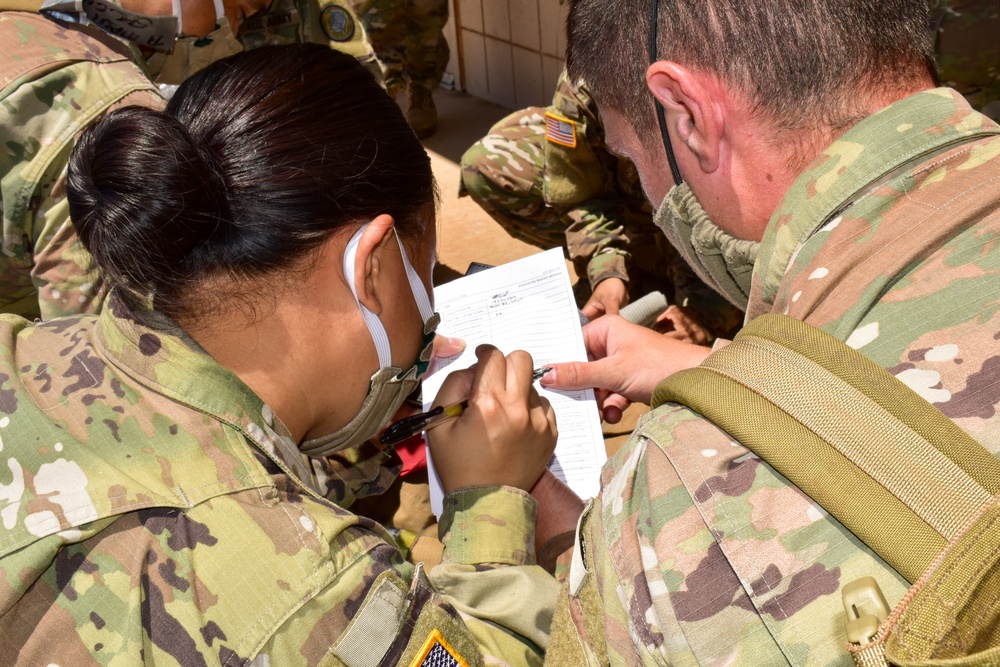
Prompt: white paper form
<box><xmin>422</xmin><ymin>248</ymin><xmax>607</xmax><ymax>516</ymax></box>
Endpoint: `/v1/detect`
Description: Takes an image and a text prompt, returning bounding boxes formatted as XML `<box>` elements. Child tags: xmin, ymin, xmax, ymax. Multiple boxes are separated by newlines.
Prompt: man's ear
<box><xmin>353</xmin><ymin>213</ymin><xmax>396</xmax><ymax>315</ymax></box>
<box><xmin>646</xmin><ymin>61</ymin><xmax>723</xmax><ymax>173</ymax></box>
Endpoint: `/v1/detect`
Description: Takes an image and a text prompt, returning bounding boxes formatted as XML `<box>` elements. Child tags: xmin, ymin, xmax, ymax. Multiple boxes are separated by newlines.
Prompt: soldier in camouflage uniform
<box><xmin>459</xmin><ymin>9</ymin><xmax>1000</xmax><ymax>338</ymax></box>
<box><xmin>0</xmin><ymin>10</ymin><xmax>165</xmax><ymax>321</ymax></box>
<box><xmin>460</xmin><ymin>69</ymin><xmax>743</xmax><ymax>339</ymax></box>
<box><xmin>0</xmin><ymin>2</ymin><xmax>439</xmax><ymax>580</ymax></box>
<box><xmin>537</xmin><ymin>0</ymin><xmax>1000</xmax><ymax>663</ymax></box>
<box><xmin>0</xmin><ymin>45</ymin><xmax>560</xmax><ymax>665</ymax></box>
<box><xmin>0</xmin><ymin>0</ymin><xmax>380</xmax><ymax>322</ymax></box>
<box><xmin>236</xmin><ymin>0</ymin><xmax>382</xmax><ymax>81</ymax></box>
<box><xmin>350</xmin><ymin>0</ymin><xmax>449</xmax><ymax>137</ymax></box>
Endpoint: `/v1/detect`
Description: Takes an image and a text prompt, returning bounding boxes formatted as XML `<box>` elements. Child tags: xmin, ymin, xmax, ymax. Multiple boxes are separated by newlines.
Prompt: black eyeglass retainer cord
<box><xmin>648</xmin><ymin>0</ymin><xmax>684</xmax><ymax>186</ymax></box>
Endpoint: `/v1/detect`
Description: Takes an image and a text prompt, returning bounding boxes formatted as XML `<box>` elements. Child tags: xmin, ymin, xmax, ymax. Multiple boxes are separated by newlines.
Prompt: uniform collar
<box><xmin>749</xmin><ymin>88</ymin><xmax>1000</xmax><ymax>318</ymax></box>
<box><xmin>94</xmin><ymin>291</ymin><xmax>320</xmax><ymax>490</ymax></box>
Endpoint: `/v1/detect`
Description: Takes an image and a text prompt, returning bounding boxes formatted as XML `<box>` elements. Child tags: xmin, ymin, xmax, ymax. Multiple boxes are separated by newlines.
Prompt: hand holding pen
<box><xmin>381</xmin><ymin>366</ymin><xmax>552</xmax><ymax>446</ymax></box>
<box><xmin>418</xmin><ymin>345</ymin><xmax>558</xmax><ymax>494</ymax></box>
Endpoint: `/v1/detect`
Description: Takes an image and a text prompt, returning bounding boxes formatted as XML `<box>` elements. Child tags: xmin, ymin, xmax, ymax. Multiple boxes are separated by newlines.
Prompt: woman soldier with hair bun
<box><xmin>0</xmin><ymin>44</ymin><xmax>560</xmax><ymax>666</ymax></box>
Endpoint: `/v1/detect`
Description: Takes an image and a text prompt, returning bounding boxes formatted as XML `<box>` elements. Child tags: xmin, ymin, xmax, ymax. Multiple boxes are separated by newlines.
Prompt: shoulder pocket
<box><xmin>542</xmin><ymin>113</ymin><xmax>607</xmax><ymax>206</ymax></box>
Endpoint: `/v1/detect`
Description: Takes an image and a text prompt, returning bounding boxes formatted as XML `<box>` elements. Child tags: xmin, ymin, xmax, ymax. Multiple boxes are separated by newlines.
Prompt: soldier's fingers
<box><xmin>540</xmin><ymin>361</ymin><xmax>587</xmax><ymax>390</ymax></box>
<box><xmin>431</xmin><ymin>366</ymin><xmax>476</xmax><ymax>409</ymax></box>
<box><xmin>580</xmin><ymin>316</ymin><xmax>615</xmax><ymax>360</ymax></box>
<box><xmin>586</xmin><ymin>278</ymin><xmax>627</xmax><ymax>319</ymax></box>
<box><xmin>504</xmin><ymin>349</ymin><xmax>535</xmax><ymax>398</ymax></box>
<box><xmin>539</xmin><ymin>395</ymin><xmax>556</xmax><ymax>434</ymax></box>
<box><xmin>469</xmin><ymin>344</ymin><xmax>507</xmax><ymax>404</ymax></box>
<box><xmin>581</xmin><ymin>299</ymin><xmax>605</xmax><ymax>321</ymax></box>
<box><xmin>601</xmin><ymin>392</ymin><xmax>631</xmax><ymax>424</ymax></box>
<box><xmin>432</xmin><ymin>334</ymin><xmax>466</xmax><ymax>359</ymax></box>
<box><xmin>528</xmin><ymin>384</ymin><xmax>542</xmax><ymax>409</ymax></box>
<box><xmin>541</xmin><ymin>357</ymin><xmax>623</xmax><ymax>393</ymax></box>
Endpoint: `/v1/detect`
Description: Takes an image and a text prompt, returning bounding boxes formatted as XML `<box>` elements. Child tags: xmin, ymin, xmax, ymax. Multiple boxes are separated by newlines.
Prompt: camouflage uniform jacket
<box><xmin>237</xmin><ymin>0</ymin><xmax>382</xmax><ymax>82</ymax></box>
<box><xmin>548</xmin><ymin>88</ymin><xmax>1000</xmax><ymax>665</ymax></box>
<box><xmin>461</xmin><ymin>72</ymin><xmax>743</xmax><ymax>336</ymax></box>
<box><xmin>545</xmin><ymin>73</ymin><xmax>658</xmax><ymax>290</ymax></box>
<box><xmin>0</xmin><ymin>294</ymin><xmax>559</xmax><ymax>666</ymax></box>
<box><xmin>461</xmin><ymin>70</ymin><xmax>658</xmax><ymax>289</ymax></box>
<box><xmin>0</xmin><ymin>12</ymin><xmax>163</xmax><ymax>320</ymax></box>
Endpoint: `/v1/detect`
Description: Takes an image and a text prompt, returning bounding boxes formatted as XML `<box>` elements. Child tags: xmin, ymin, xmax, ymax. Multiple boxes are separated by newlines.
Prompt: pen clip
<box><xmin>380</xmin><ymin>405</ymin><xmax>443</xmax><ymax>446</ymax></box>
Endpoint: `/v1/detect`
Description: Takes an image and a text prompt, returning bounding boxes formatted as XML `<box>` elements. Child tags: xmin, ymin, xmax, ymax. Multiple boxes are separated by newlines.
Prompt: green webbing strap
<box><xmin>883</xmin><ymin>497</ymin><xmax>1000</xmax><ymax>665</ymax></box>
<box><xmin>651</xmin><ymin>314</ymin><xmax>1000</xmax><ymax>584</ymax></box>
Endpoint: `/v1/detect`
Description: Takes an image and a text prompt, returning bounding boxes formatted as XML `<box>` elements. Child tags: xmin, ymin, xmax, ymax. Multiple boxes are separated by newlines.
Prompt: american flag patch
<box><xmin>409</xmin><ymin>629</ymin><xmax>468</xmax><ymax>667</ymax></box>
<box><xmin>545</xmin><ymin>111</ymin><xmax>577</xmax><ymax>148</ymax></box>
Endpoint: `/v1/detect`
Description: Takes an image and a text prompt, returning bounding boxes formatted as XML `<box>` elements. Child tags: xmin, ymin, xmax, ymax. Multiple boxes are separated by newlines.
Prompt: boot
<box><xmin>405</xmin><ymin>85</ymin><xmax>437</xmax><ymax>139</ymax></box>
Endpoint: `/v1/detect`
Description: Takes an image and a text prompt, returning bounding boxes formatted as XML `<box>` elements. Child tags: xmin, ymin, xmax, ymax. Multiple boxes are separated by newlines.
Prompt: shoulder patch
<box><xmin>545</xmin><ymin>111</ymin><xmax>578</xmax><ymax>148</ymax></box>
<box><xmin>409</xmin><ymin>629</ymin><xmax>469</xmax><ymax>667</ymax></box>
<box><xmin>321</xmin><ymin>4</ymin><xmax>356</xmax><ymax>42</ymax></box>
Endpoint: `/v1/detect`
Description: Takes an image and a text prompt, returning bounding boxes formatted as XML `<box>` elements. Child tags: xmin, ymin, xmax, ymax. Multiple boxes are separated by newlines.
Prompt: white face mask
<box><xmin>298</xmin><ymin>224</ymin><xmax>440</xmax><ymax>458</ymax></box>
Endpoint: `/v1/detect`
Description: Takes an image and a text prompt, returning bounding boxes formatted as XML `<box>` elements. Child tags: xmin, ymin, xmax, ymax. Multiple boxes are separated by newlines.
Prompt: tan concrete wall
<box><xmin>443</xmin><ymin>0</ymin><xmax>567</xmax><ymax>109</ymax></box>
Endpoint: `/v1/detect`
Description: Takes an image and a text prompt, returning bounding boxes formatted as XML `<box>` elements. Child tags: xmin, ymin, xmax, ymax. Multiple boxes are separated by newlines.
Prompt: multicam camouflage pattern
<box><xmin>0</xmin><ymin>292</ymin><xmax>559</xmax><ymax>665</ymax></box>
<box><xmin>558</xmin><ymin>407</ymin><xmax>913</xmax><ymax>665</ymax></box>
<box><xmin>549</xmin><ymin>88</ymin><xmax>1000</xmax><ymax>664</ymax></box>
<box><xmin>752</xmin><ymin>87</ymin><xmax>1000</xmax><ymax>449</ymax></box>
<box><xmin>237</xmin><ymin>0</ymin><xmax>383</xmax><ymax>82</ymax></box>
<box><xmin>932</xmin><ymin>0</ymin><xmax>1000</xmax><ymax>118</ymax></box>
<box><xmin>0</xmin><ymin>5</ymin><xmax>382</xmax><ymax>324</ymax></box>
<box><xmin>460</xmin><ymin>70</ymin><xmax>743</xmax><ymax>337</ymax></box>
<box><xmin>350</xmin><ymin>0</ymin><xmax>449</xmax><ymax>95</ymax></box>
<box><xmin>0</xmin><ymin>12</ymin><xmax>163</xmax><ymax>321</ymax></box>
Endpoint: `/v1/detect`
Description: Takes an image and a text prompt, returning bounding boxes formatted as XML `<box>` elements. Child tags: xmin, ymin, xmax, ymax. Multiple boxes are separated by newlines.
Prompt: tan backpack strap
<box><xmin>881</xmin><ymin>497</ymin><xmax>1000</xmax><ymax>665</ymax></box>
<box><xmin>651</xmin><ymin>313</ymin><xmax>1000</xmax><ymax>583</ymax></box>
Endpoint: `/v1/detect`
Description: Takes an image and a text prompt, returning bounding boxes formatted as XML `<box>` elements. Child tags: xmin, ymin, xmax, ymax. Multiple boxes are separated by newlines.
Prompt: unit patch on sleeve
<box><xmin>545</xmin><ymin>111</ymin><xmax>578</xmax><ymax>148</ymax></box>
<box><xmin>321</xmin><ymin>4</ymin><xmax>355</xmax><ymax>42</ymax></box>
<box><xmin>408</xmin><ymin>629</ymin><xmax>469</xmax><ymax>667</ymax></box>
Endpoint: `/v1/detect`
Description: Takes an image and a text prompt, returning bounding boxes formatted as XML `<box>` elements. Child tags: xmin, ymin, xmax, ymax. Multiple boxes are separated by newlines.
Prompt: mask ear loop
<box><xmin>393</xmin><ymin>233</ymin><xmax>435</xmax><ymax>324</ymax></box>
<box><xmin>344</xmin><ymin>225</ymin><xmax>394</xmax><ymax>368</ymax></box>
<box><xmin>649</xmin><ymin>0</ymin><xmax>684</xmax><ymax>186</ymax></box>
<box><xmin>343</xmin><ymin>224</ymin><xmax>436</xmax><ymax>369</ymax></box>
<box><xmin>172</xmin><ymin>0</ymin><xmax>184</xmax><ymax>35</ymax></box>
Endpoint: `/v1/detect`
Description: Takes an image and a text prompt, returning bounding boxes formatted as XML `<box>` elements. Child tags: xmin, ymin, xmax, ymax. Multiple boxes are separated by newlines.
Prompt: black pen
<box><xmin>380</xmin><ymin>367</ymin><xmax>553</xmax><ymax>446</ymax></box>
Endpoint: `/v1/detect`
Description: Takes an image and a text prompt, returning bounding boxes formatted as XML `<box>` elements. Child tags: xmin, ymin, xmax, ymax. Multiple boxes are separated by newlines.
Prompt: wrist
<box><xmin>587</xmin><ymin>250</ymin><xmax>629</xmax><ymax>290</ymax></box>
<box><xmin>438</xmin><ymin>486</ymin><xmax>538</xmax><ymax>565</ymax></box>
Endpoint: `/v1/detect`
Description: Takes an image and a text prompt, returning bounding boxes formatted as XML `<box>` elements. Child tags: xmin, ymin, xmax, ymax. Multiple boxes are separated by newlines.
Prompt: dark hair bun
<box><xmin>67</xmin><ymin>105</ymin><xmax>231</xmax><ymax>302</ymax></box>
<box><xmin>68</xmin><ymin>45</ymin><xmax>435</xmax><ymax>322</ymax></box>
